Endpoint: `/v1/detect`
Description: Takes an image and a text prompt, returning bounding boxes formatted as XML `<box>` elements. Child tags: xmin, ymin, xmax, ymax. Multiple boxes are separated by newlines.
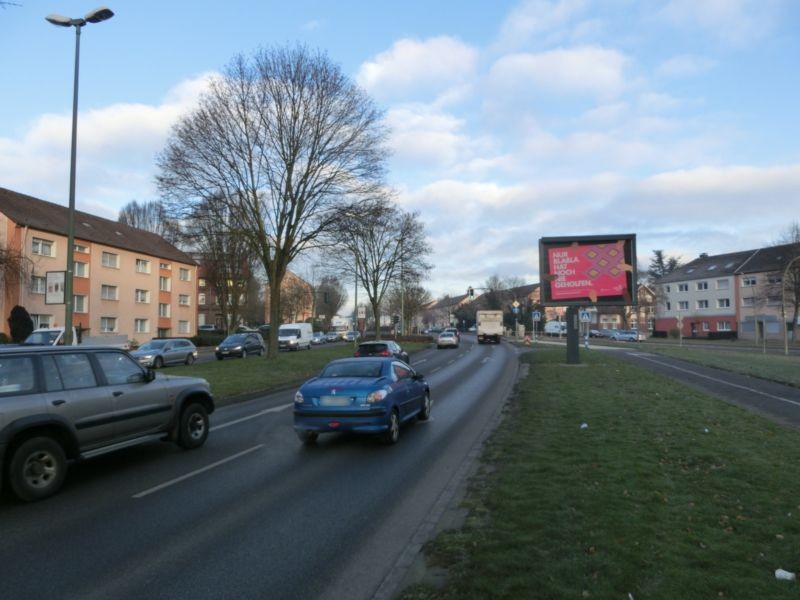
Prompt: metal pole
<box><xmin>63</xmin><ymin>23</ymin><xmax>83</xmax><ymax>346</ymax></box>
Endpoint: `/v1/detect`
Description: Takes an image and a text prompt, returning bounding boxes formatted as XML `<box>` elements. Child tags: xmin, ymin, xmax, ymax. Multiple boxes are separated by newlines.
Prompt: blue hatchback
<box><xmin>293</xmin><ymin>357</ymin><xmax>431</xmax><ymax>445</ymax></box>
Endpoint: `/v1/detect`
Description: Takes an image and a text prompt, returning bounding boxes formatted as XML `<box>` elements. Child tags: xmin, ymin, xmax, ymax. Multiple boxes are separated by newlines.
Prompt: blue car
<box><xmin>293</xmin><ymin>357</ymin><xmax>431</xmax><ymax>445</ymax></box>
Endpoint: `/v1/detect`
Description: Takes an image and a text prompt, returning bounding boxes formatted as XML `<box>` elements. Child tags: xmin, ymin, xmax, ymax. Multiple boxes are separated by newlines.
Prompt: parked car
<box><xmin>611</xmin><ymin>329</ymin><xmax>644</xmax><ymax>342</ymax></box>
<box><xmin>130</xmin><ymin>338</ymin><xmax>197</xmax><ymax>368</ymax></box>
<box><xmin>215</xmin><ymin>333</ymin><xmax>265</xmax><ymax>359</ymax></box>
<box><xmin>258</xmin><ymin>325</ymin><xmax>271</xmax><ymax>336</ymax></box>
<box><xmin>343</xmin><ymin>330</ymin><xmax>361</xmax><ymax>343</ymax></box>
<box><xmin>354</xmin><ymin>340</ymin><xmax>410</xmax><ymax>363</ymax></box>
<box><xmin>311</xmin><ymin>332</ymin><xmax>327</xmax><ymax>345</ymax></box>
<box><xmin>437</xmin><ymin>331</ymin><xmax>459</xmax><ymax>349</ymax></box>
<box><xmin>0</xmin><ymin>345</ymin><xmax>213</xmax><ymax>501</ymax></box>
<box><xmin>325</xmin><ymin>331</ymin><xmax>341</xmax><ymax>343</ymax></box>
<box><xmin>595</xmin><ymin>329</ymin><xmax>617</xmax><ymax>339</ymax></box>
<box><xmin>293</xmin><ymin>357</ymin><xmax>430</xmax><ymax>445</ymax></box>
<box><xmin>198</xmin><ymin>324</ymin><xmax>218</xmax><ymax>333</ymax></box>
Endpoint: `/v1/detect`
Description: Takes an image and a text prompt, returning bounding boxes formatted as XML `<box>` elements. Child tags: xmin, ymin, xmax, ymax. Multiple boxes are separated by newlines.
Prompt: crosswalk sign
<box><xmin>579</xmin><ymin>310</ymin><xmax>591</xmax><ymax>323</ymax></box>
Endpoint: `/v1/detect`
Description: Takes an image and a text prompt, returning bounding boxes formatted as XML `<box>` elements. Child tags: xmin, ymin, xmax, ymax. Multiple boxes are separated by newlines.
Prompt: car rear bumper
<box><xmin>294</xmin><ymin>409</ymin><xmax>389</xmax><ymax>434</ymax></box>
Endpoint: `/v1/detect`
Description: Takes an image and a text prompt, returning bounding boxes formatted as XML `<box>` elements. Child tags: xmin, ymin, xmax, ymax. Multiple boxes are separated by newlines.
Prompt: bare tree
<box><xmin>118</xmin><ymin>200</ymin><xmax>181</xmax><ymax>245</ymax></box>
<box><xmin>316</xmin><ymin>276</ymin><xmax>347</xmax><ymax>326</ymax></box>
<box><xmin>157</xmin><ymin>45</ymin><xmax>388</xmax><ymax>357</ymax></box>
<box><xmin>0</xmin><ymin>246</ymin><xmax>30</xmax><ymax>294</ymax></box>
<box><xmin>385</xmin><ymin>283</ymin><xmax>432</xmax><ymax>333</ymax></box>
<box><xmin>328</xmin><ymin>197</ymin><xmax>431</xmax><ymax>339</ymax></box>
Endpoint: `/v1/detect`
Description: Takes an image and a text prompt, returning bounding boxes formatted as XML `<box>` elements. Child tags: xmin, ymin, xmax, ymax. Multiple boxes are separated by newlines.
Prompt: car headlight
<box><xmin>294</xmin><ymin>390</ymin><xmax>304</xmax><ymax>404</ymax></box>
<box><xmin>141</xmin><ymin>354</ymin><xmax>153</xmax><ymax>360</ymax></box>
<box><xmin>289</xmin><ymin>339</ymin><xmax>298</xmax><ymax>345</ymax></box>
<box><xmin>366</xmin><ymin>388</ymin><xmax>389</xmax><ymax>403</ymax></box>
<box><xmin>215</xmin><ymin>347</ymin><xmax>221</xmax><ymax>351</ymax></box>
<box><xmin>233</xmin><ymin>345</ymin><xmax>243</xmax><ymax>351</ymax></box>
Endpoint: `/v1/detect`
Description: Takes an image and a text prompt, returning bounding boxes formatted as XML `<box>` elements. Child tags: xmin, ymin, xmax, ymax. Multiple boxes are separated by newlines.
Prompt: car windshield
<box><xmin>24</xmin><ymin>331</ymin><xmax>59</xmax><ymax>344</ymax></box>
<box><xmin>281</xmin><ymin>329</ymin><xmax>300</xmax><ymax>337</ymax></box>
<box><xmin>358</xmin><ymin>344</ymin><xmax>387</xmax><ymax>354</ymax></box>
<box><xmin>139</xmin><ymin>340</ymin><xmax>166</xmax><ymax>350</ymax></box>
<box><xmin>320</xmin><ymin>361</ymin><xmax>383</xmax><ymax>378</ymax></box>
<box><xmin>224</xmin><ymin>334</ymin><xmax>246</xmax><ymax>343</ymax></box>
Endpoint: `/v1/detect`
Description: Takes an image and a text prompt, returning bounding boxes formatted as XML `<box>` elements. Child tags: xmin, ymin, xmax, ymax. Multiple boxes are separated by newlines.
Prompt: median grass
<box><xmin>167</xmin><ymin>342</ymin><xmax>431</xmax><ymax>400</ymax></box>
<box><xmin>402</xmin><ymin>347</ymin><xmax>800</xmax><ymax>599</ymax></box>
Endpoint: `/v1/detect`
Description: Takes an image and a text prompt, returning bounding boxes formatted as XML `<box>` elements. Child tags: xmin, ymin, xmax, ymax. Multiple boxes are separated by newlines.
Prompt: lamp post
<box><xmin>46</xmin><ymin>7</ymin><xmax>114</xmax><ymax>345</ymax></box>
<box><xmin>782</xmin><ymin>255</ymin><xmax>800</xmax><ymax>356</ymax></box>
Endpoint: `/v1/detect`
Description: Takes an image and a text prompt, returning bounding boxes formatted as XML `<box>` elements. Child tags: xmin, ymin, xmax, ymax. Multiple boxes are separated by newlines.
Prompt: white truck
<box><xmin>543</xmin><ymin>321</ymin><xmax>567</xmax><ymax>336</ymax></box>
<box><xmin>476</xmin><ymin>310</ymin><xmax>503</xmax><ymax>344</ymax></box>
<box><xmin>24</xmin><ymin>327</ymin><xmax>130</xmax><ymax>349</ymax></box>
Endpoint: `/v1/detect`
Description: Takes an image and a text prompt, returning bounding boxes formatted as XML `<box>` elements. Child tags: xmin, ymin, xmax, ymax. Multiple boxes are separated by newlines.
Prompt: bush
<box><xmin>651</xmin><ymin>330</ymin><xmax>668</xmax><ymax>338</ymax></box>
<box><xmin>708</xmin><ymin>331</ymin><xmax>738</xmax><ymax>341</ymax></box>
<box><xmin>7</xmin><ymin>305</ymin><xmax>33</xmax><ymax>343</ymax></box>
<box><xmin>0</xmin><ymin>332</ymin><xmax>10</xmax><ymax>344</ymax></box>
<box><xmin>668</xmin><ymin>328</ymin><xmax>680</xmax><ymax>339</ymax></box>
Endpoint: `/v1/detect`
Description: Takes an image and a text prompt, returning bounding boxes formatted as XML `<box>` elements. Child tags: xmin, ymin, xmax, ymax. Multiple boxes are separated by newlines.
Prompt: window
<box><xmin>178</xmin><ymin>320</ymin><xmax>190</xmax><ymax>334</ymax></box>
<box><xmin>179</xmin><ymin>294</ymin><xmax>190</xmax><ymax>306</ymax></box>
<box><xmin>697</xmin><ymin>300</ymin><xmax>709</xmax><ymax>309</ymax></box>
<box><xmin>95</xmin><ymin>352</ymin><xmax>143</xmax><ymax>386</ymax></box>
<box><xmin>716</xmin><ymin>279</ymin><xmax>729</xmax><ymax>290</ymax></box>
<box><xmin>135</xmin><ymin>289</ymin><xmax>150</xmax><ymax>304</ymax></box>
<box><xmin>717</xmin><ymin>298</ymin><xmax>731</xmax><ymax>308</ymax></box>
<box><xmin>31</xmin><ymin>276</ymin><xmax>46</xmax><ymax>294</ymax></box>
<box><xmin>198</xmin><ymin>293</ymin><xmax>206</xmax><ymax>305</ymax></box>
<box><xmin>696</xmin><ymin>281</ymin><xmax>708</xmax><ymax>291</ymax></box>
<box><xmin>742</xmin><ymin>297</ymin><xmax>754</xmax><ymax>307</ymax></box>
<box><xmin>666</xmin><ymin>301</ymin><xmax>671</xmax><ymax>311</ymax></box>
<box><xmin>32</xmin><ymin>237</ymin><xmax>54</xmax><ymax>256</ymax></box>
<box><xmin>179</xmin><ymin>268</ymin><xmax>190</xmax><ymax>282</ymax></box>
<box><xmin>702</xmin><ymin>321</ymin><xmax>710</xmax><ymax>331</ymax></box>
<box><xmin>74</xmin><ymin>261</ymin><xmax>88</xmax><ymax>277</ymax></box>
<box><xmin>53</xmin><ymin>353</ymin><xmax>97</xmax><ymax>390</ymax></box>
<box><xmin>198</xmin><ymin>278</ymin><xmax>206</xmax><ymax>288</ymax></box>
<box><xmin>31</xmin><ymin>314</ymin><xmax>52</xmax><ymax>328</ymax></box>
<box><xmin>74</xmin><ymin>295</ymin><xmax>87</xmax><ymax>313</ymax></box>
<box><xmin>678</xmin><ymin>283</ymin><xmax>688</xmax><ymax>292</ymax></box>
<box><xmin>102</xmin><ymin>251</ymin><xmax>119</xmax><ymax>268</ymax></box>
<box><xmin>160</xmin><ymin>262</ymin><xmax>171</xmax><ymax>270</ymax></box>
<box><xmin>101</xmin><ymin>317</ymin><xmax>117</xmax><ymax>333</ymax></box>
<box><xmin>768</xmin><ymin>275</ymin><xmax>783</xmax><ymax>285</ymax></box>
<box><xmin>768</xmin><ymin>295</ymin><xmax>782</xmax><ymax>304</ymax></box>
<box><xmin>742</xmin><ymin>276</ymin><xmax>757</xmax><ymax>287</ymax></box>
<box><xmin>101</xmin><ymin>285</ymin><xmax>118</xmax><ymax>300</ymax></box>
<box><xmin>159</xmin><ymin>303</ymin><xmax>170</xmax><ymax>318</ymax></box>
<box><xmin>134</xmin><ymin>318</ymin><xmax>149</xmax><ymax>334</ymax></box>
<box><xmin>665</xmin><ymin>285</ymin><xmax>671</xmax><ymax>293</ymax></box>
<box><xmin>718</xmin><ymin>321</ymin><xmax>732</xmax><ymax>331</ymax></box>
<box><xmin>159</xmin><ymin>276</ymin><xmax>171</xmax><ymax>292</ymax></box>
<box><xmin>0</xmin><ymin>356</ymin><xmax>36</xmax><ymax>396</ymax></box>
<box><xmin>678</xmin><ymin>301</ymin><xmax>689</xmax><ymax>310</ymax></box>
<box><xmin>135</xmin><ymin>259</ymin><xmax>151</xmax><ymax>274</ymax></box>
<box><xmin>74</xmin><ymin>243</ymin><xmax>89</xmax><ymax>253</ymax></box>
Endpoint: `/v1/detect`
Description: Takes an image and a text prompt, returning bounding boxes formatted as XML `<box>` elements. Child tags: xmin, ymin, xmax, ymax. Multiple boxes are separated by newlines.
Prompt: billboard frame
<box><xmin>539</xmin><ymin>234</ymin><xmax>637</xmax><ymax>307</ymax></box>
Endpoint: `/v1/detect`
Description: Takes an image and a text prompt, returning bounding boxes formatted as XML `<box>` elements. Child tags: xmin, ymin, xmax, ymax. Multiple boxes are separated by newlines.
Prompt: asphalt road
<box><xmin>0</xmin><ymin>335</ymin><xmax>519</xmax><ymax>600</ymax></box>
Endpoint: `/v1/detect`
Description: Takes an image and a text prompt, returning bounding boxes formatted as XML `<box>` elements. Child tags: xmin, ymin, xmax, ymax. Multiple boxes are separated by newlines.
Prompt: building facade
<box><xmin>0</xmin><ymin>188</ymin><xmax>197</xmax><ymax>342</ymax></box>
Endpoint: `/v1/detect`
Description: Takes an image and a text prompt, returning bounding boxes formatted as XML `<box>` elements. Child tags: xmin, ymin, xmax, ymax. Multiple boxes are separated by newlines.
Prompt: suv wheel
<box><xmin>177</xmin><ymin>403</ymin><xmax>209</xmax><ymax>449</ymax></box>
<box><xmin>154</xmin><ymin>356</ymin><xmax>164</xmax><ymax>369</ymax></box>
<box><xmin>8</xmin><ymin>436</ymin><xmax>67</xmax><ymax>502</ymax></box>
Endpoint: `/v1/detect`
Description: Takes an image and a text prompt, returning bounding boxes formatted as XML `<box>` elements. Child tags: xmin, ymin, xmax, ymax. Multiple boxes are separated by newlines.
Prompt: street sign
<box><xmin>512</xmin><ymin>300</ymin><xmax>520</xmax><ymax>308</ymax></box>
<box><xmin>358</xmin><ymin>305</ymin><xmax>366</xmax><ymax>319</ymax></box>
<box><xmin>513</xmin><ymin>307</ymin><xmax>519</xmax><ymax>315</ymax></box>
<box><xmin>532</xmin><ymin>311</ymin><xmax>541</xmax><ymax>322</ymax></box>
<box><xmin>579</xmin><ymin>310</ymin><xmax>591</xmax><ymax>323</ymax></box>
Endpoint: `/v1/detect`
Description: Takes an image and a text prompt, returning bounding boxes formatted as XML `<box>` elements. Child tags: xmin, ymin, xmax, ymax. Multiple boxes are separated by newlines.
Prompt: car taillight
<box><xmin>354</xmin><ymin>351</ymin><xmax>361</xmax><ymax>357</ymax></box>
<box><xmin>379</xmin><ymin>350</ymin><xmax>391</xmax><ymax>356</ymax></box>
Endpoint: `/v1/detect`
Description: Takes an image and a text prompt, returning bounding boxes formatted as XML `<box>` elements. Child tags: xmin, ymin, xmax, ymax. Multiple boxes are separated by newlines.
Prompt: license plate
<box><xmin>320</xmin><ymin>396</ymin><xmax>351</xmax><ymax>407</ymax></box>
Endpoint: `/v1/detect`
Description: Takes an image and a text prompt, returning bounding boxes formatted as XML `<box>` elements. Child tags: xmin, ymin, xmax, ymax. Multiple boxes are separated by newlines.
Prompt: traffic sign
<box><xmin>512</xmin><ymin>300</ymin><xmax>520</xmax><ymax>308</ymax></box>
<box><xmin>532</xmin><ymin>311</ymin><xmax>541</xmax><ymax>322</ymax></box>
<box><xmin>579</xmin><ymin>310</ymin><xmax>591</xmax><ymax>323</ymax></box>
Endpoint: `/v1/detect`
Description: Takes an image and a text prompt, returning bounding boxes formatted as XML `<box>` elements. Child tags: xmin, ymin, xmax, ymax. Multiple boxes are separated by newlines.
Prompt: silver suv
<box><xmin>0</xmin><ymin>346</ymin><xmax>214</xmax><ymax>502</ymax></box>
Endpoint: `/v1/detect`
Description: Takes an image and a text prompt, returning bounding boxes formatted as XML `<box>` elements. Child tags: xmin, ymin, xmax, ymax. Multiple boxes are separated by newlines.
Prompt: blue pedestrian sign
<box><xmin>532</xmin><ymin>311</ymin><xmax>541</xmax><ymax>322</ymax></box>
<box><xmin>579</xmin><ymin>310</ymin><xmax>591</xmax><ymax>323</ymax></box>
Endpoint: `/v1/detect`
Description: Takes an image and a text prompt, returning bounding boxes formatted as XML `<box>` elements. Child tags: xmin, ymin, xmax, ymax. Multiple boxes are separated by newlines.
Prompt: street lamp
<box><xmin>46</xmin><ymin>7</ymin><xmax>114</xmax><ymax>345</ymax></box>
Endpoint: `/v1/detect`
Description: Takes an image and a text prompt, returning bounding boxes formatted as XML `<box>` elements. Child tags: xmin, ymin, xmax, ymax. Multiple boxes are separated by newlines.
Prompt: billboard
<box><xmin>539</xmin><ymin>235</ymin><xmax>637</xmax><ymax>306</ymax></box>
<box><xmin>45</xmin><ymin>271</ymin><xmax>65</xmax><ymax>305</ymax></box>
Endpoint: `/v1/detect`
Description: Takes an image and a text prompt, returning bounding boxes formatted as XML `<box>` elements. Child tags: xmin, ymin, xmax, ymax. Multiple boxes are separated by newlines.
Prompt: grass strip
<box><xmin>167</xmin><ymin>342</ymin><xmax>431</xmax><ymax>400</ymax></box>
<box><xmin>402</xmin><ymin>348</ymin><xmax>800</xmax><ymax>599</ymax></box>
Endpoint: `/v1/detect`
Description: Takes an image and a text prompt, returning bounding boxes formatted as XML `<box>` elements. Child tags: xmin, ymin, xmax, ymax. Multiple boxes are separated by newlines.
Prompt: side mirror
<box><xmin>412</xmin><ymin>372</ymin><xmax>425</xmax><ymax>381</ymax></box>
<box><xmin>146</xmin><ymin>369</ymin><xmax>156</xmax><ymax>382</ymax></box>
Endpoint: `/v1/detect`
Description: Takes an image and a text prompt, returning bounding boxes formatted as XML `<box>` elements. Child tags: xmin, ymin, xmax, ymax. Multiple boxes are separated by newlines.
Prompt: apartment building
<box><xmin>0</xmin><ymin>188</ymin><xmax>197</xmax><ymax>342</ymax></box>
<box><xmin>653</xmin><ymin>244</ymin><xmax>799</xmax><ymax>340</ymax></box>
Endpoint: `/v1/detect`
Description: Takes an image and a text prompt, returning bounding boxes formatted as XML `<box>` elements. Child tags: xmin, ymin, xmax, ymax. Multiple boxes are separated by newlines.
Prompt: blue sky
<box><xmin>2</xmin><ymin>0</ymin><xmax>800</xmax><ymax>301</ymax></box>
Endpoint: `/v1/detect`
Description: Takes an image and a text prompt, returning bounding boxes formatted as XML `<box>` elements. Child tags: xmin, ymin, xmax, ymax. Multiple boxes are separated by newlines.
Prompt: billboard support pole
<box><xmin>566</xmin><ymin>306</ymin><xmax>580</xmax><ymax>364</ymax></box>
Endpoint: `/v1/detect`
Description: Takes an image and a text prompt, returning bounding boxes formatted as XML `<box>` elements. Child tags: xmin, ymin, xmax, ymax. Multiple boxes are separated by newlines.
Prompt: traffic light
<box><xmin>468</xmin><ymin>286</ymin><xmax>474</xmax><ymax>300</ymax></box>
<box><xmin>393</xmin><ymin>315</ymin><xmax>400</xmax><ymax>324</ymax></box>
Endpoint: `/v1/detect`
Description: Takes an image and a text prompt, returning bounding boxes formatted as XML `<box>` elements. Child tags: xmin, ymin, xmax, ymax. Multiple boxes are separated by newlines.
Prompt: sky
<box><xmin>2</xmin><ymin>0</ymin><xmax>800</xmax><ymax>304</ymax></box>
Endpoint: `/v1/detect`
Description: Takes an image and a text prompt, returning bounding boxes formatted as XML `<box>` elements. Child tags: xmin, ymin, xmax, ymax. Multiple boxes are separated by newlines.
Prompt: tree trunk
<box><xmin>371</xmin><ymin>299</ymin><xmax>381</xmax><ymax>340</ymax></box>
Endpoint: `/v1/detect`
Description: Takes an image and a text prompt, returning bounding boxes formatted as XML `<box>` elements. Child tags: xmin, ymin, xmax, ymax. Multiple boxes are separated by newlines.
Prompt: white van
<box><xmin>278</xmin><ymin>323</ymin><xmax>313</xmax><ymax>351</ymax></box>
<box><xmin>543</xmin><ymin>321</ymin><xmax>567</xmax><ymax>336</ymax></box>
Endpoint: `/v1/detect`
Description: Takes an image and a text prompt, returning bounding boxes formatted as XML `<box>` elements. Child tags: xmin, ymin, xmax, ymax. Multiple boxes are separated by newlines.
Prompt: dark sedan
<box><xmin>293</xmin><ymin>357</ymin><xmax>431</xmax><ymax>445</ymax></box>
<box><xmin>354</xmin><ymin>340</ymin><xmax>410</xmax><ymax>364</ymax></box>
<box><xmin>215</xmin><ymin>333</ymin><xmax>265</xmax><ymax>359</ymax></box>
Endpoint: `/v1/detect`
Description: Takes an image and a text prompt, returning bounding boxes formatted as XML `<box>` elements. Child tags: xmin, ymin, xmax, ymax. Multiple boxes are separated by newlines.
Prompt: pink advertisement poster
<box><xmin>547</xmin><ymin>241</ymin><xmax>630</xmax><ymax>302</ymax></box>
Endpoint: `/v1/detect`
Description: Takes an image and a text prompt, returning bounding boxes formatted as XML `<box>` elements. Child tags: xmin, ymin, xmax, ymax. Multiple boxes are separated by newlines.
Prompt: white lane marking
<box><xmin>447</xmin><ymin>360</ymin><xmax>454</xmax><ymax>365</ymax></box>
<box><xmin>633</xmin><ymin>354</ymin><xmax>800</xmax><ymax>407</ymax></box>
<box><xmin>413</xmin><ymin>358</ymin><xmax>427</xmax><ymax>365</ymax></box>
<box><xmin>133</xmin><ymin>445</ymin><xmax>265</xmax><ymax>499</ymax></box>
<box><xmin>431</xmin><ymin>367</ymin><xmax>441</xmax><ymax>373</ymax></box>
<box><xmin>481</xmin><ymin>357</ymin><xmax>491</xmax><ymax>364</ymax></box>
<box><xmin>211</xmin><ymin>402</ymin><xmax>293</xmax><ymax>431</ymax></box>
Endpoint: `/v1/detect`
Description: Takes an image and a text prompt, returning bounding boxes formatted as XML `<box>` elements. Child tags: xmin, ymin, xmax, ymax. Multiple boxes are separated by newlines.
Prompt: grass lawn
<box><xmin>402</xmin><ymin>347</ymin><xmax>800</xmax><ymax>599</ymax></box>
<box><xmin>167</xmin><ymin>341</ymin><xmax>431</xmax><ymax>400</ymax></box>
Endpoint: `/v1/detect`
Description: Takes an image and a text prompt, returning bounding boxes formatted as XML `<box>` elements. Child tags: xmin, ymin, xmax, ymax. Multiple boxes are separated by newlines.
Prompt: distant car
<box><xmin>611</xmin><ymin>329</ymin><xmax>643</xmax><ymax>342</ymax></box>
<box><xmin>325</xmin><ymin>331</ymin><xmax>341</xmax><ymax>343</ymax></box>
<box><xmin>355</xmin><ymin>340</ymin><xmax>410</xmax><ymax>364</ymax></box>
<box><xmin>236</xmin><ymin>325</ymin><xmax>258</xmax><ymax>333</ymax></box>
<box><xmin>437</xmin><ymin>331</ymin><xmax>459</xmax><ymax>349</ymax></box>
<box><xmin>343</xmin><ymin>331</ymin><xmax>361</xmax><ymax>342</ymax></box>
<box><xmin>130</xmin><ymin>338</ymin><xmax>197</xmax><ymax>368</ymax></box>
<box><xmin>596</xmin><ymin>329</ymin><xmax>617</xmax><ymax>339</ymax></box>
<box><xmin>311</xmin><ymin>332</ymin><xmax>327</xmax><ymax>345</ymax></box>
<box><xmin>198</xmin><ymin>324</ymin><xmax>218</xmax><ymax>333</ymax></box>
<box><xmin>258</xmin><ymin>325</ymin><xmax>272</xmax><ymax>336</ymax></box>
<box><xmin>589</xmin><ymin>329</ymin><xmax>602</xmax><ymax>338</ymax></box>
<box><xmin>443</xmin><ymin>327</ymin><xmax>460</xmax><ymax>339</ymax></box>
<box><xmin>215</xmin><ymin>333</ymin><xmax>265</xmax><ymax>359</ymax></box>
<box><xmin>468</xmin><ymin>326</ymin><xmax>477</xmax><ymax>332</ymax></box>
<box><xmin>293</xmin><ymin>357</ymin><xmax>430</xmax><ymax>445</ymax></box>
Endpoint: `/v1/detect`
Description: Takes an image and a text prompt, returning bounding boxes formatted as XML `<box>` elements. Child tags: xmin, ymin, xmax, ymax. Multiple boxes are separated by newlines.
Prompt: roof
<box><xmin>656</xmin><ymin>249</ymin><xmax>755</xmax><ymax>283</ymax></box>
<box><xmin>0</xmin><ymin>187</ymin><xmax>195</xmax><ymax>265</ymax></box>
<box><xmin>736</xmin><ymin>243</ymin><xmax>800</xmax><ymax>274</ymax></box>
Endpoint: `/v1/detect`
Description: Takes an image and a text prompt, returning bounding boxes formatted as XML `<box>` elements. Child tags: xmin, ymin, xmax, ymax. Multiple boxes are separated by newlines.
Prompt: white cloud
<box><xmin>659</xmin><ymin>0</ymin><xmax>786</xmax><ymax>45</ymax></box>
<box><xmin>356</xmin><ymin>36</ymin><xmax>478</xmax><ymax>102</ymax></box>
<box><xmin>489</xmin><ymin>46</ymin><xmax>629</xmax><ymax>99</ymax></box>
<box><xmin>656</xmin><ymin>54</ymin><xmax>718</xmax><ymax>78</ymax></box>
<box><xmin>495</xmin><ymin>0</ymin><xmax>589</xmax><ymax>49</ymax></box>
